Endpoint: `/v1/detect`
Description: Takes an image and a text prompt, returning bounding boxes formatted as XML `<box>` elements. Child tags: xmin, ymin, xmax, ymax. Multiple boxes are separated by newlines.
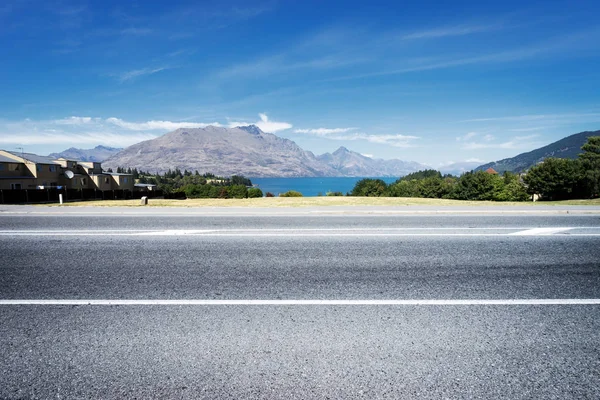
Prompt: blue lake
<box><xmin>249</xmin><ymin>177</ymin><xmax>398</xmax><ymax>197</ymax></box>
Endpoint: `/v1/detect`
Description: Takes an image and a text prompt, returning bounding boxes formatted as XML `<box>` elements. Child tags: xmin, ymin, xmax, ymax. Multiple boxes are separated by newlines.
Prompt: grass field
<box><xmin>42</xmin><ymin>197</ymin><xmax>600</xmax><ymax>208</ymax></box>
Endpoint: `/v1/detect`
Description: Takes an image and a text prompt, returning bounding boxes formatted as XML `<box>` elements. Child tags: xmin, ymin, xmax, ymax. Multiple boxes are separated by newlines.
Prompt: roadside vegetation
<box><xmin>349</xmin><ymin>136</ymin><xmax>600</xmax><ymax>202</ymax></box>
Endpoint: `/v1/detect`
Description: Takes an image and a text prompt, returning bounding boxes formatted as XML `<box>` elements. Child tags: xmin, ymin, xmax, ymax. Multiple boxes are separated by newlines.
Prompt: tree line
<box><xmin>350</xmin><ymin>136</ymin><xmax>600</xmax><ymax>201</ymax></box>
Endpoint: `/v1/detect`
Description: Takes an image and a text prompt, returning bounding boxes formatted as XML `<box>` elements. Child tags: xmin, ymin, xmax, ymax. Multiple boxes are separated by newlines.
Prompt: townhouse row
<box><xmin>0</xmin><ymin>150</ymin><xmax>134</xmax><ymax>191</ymax></box>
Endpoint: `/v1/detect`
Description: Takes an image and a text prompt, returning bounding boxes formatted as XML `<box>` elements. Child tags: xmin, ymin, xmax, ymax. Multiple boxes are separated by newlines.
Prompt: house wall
<box><xmin>0</xmin><ymin>162</ymin><xmax>30</xmax><ymax>177</ymax></box>
<box><xmin>0</xmin><ymin>178</ymin><xmax>36</xmax><ymax>190</ymax></box>
<box><xmin>111</xmin><ymin>175</ymin><xmax>134</xmax><ymax>191</ymax></box>
<box><xmin>91</xmin><ymin>175</ymin><xmax>113</xmax><ymax>190</ymax></box>
<box><xmin>34</xmin><ymin>164</ymin><xmax>62</xmax><ymax>186</ymax></box>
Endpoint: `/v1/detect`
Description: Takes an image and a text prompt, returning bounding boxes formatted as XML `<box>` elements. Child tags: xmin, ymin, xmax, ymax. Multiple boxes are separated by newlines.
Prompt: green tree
<box><xmin>350</xmin><ymin>179</ymin><xmax>388</xmax><ymax>197</ymax></box>
<box><xmin>579</xmin><ymin>136</ymin><xmax>600</xmax><ymax>197</ymax></box>
<box><xmin>450</xmin><ymin>171</ymin><xmax>503</xmax><ymax>200</ymax></box>
<box><xmin>523</xmin><ymin>158</ymin><xmax>585</xmax><ymax>200</ymax></box>
<box><xmin>247</xmin><ymin>188</ymin><xmax>263</xmax><ymax>198</ymax></box>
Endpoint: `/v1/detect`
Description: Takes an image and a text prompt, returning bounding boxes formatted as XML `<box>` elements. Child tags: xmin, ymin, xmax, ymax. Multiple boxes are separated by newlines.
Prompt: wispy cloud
<box><xmin>295</xmin><ymin>126</ymin><xmax>419</xmax><ymax>147</ymax></box>
<box><xmin>120</xmin><ymin>27</ymin><xmax>153</xmax><ymax>36</ymax></box>
<box><xmin>456</xmin><ymin>132</ymin><xmax>478</xmax><ymax>141</ymax></box>
<box><xmin>115</xmin><ymin>67</ymin><xmax>170</xmax><ymax>82</ymax></box>
<box><xmin>106</xmin><ymin>118</ymin><xmax>220</xmax><ymax>131</ymax></box>
<box><xmin>402</xmin><ymin>24</ymin><xmax>500</xmax><ymax>40</ymax></box>
<box><xmin>294</xmin><ymin>127</ymin><xmax>357</xmax><ymax>135</ymax></box>
<box><xmin>460</xmin><ymin>112</ymin><xmax>600</xmax><ymax>123</ymax></box>
<box><xmin>463</xmin><ymin>134</ymin><xmax>541</xmax><ymax>150</ymax></box>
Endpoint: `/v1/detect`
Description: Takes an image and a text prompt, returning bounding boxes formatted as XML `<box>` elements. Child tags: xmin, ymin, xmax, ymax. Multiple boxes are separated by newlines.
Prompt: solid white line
<box><xmin>510</xmin><ymin>227</ymin><xmax>574</xmax><ymax>236</ymax></box>
<box><xmin>1</xmin><ymin>299</ymin><xmax>600</xmax><ymax>306</ymax></box>
<box><xmin>0</xmin><ymin>227</ymin><xmax>597</xmax><ymax>237</ymax></box>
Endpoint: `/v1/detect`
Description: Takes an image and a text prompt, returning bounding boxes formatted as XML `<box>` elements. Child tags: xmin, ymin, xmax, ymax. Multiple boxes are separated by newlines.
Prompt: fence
<box><xmin>0</xmin><ymin>188</ymin><xmax>165</xmax><ymax>204</ymax></box>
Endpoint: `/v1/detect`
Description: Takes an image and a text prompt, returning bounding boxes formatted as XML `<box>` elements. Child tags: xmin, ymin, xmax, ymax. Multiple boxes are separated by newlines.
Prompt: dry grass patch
<box><xmin>40</xmin><ymin>196</ymin><xmax>600</xmax><ymax>208</ymax></box>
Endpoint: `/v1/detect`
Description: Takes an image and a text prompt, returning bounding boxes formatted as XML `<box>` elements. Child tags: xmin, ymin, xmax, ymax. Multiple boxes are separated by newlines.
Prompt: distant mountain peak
<box><xmin>237</xmin><ymin>125</ymin><xmax>263</xmax><ymax>135</ymax></box>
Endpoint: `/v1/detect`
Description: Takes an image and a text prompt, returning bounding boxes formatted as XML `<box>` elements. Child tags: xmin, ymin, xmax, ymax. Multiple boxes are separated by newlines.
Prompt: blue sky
<box><xmin>1</xmin><ymin>0</ymin><xmax>600</xmax><ymax>168</ymax></box>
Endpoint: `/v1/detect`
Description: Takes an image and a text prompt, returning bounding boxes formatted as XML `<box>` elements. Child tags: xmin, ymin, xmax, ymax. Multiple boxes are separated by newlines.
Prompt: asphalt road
<box><xmin>1</xmin><ymin>210</ymin><xmax>600</xmax><ymax>399</ymax></box>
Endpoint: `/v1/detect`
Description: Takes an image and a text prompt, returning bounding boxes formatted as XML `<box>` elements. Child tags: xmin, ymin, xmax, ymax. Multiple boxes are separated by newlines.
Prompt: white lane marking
<box><xmin>0</xmin><ymin>227</ymin><xmax>596</xmax><ymax>237</ymax></box>
<box><xmin>510</xmin><ymin>227</ymin><xmax>574</xmax><ymax>236</ymax></box>
<box><xmin>1</xmin><ymin>299</ymin><xmax>600</xmax><ymax>306</ymax></box>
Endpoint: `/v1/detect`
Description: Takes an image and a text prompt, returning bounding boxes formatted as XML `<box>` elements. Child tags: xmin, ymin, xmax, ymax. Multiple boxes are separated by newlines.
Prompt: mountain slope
<box><xmin>475</xmin><ymin>130</ymin><xmax>600</xmax><ymax>173</ymax></box>
<box><xmin>103</xmin><ymin>125</ymin><xmax>339</xmax><ymax>177</ymax></box>
<box><xmin>317</xmin><ymin>146</ymin><xmax>429</xmax><ymax>176</ymax></box>
<box><xmin>49</xmin><ymin>145</ymin><xmax>123</xmax><ymax>162</ymax></box>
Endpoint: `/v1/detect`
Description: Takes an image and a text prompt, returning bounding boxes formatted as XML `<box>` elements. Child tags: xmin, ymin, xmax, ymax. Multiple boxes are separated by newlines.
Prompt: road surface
<box><xmin>1</xmin><ymin>207</ymin><xmax>599</xmax><ymax>398</ymax></box>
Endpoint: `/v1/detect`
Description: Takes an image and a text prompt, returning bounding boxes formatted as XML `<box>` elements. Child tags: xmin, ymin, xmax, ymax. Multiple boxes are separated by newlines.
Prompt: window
<box><xmin>0</xmin><ymin>164</ymin><xmax>4</xmax><ymax>171</ymax></box>
<box><xmin>10</xmin><ymin>183</ymin><xmax>22</xmax><ymax>190</ymax></box>
<box><xmin>104</xmin><ymin>177</ymin><xmax>110</xmax><ymax>184</ymax></box>
<box><xmin>81</xmin><ymin>178</ymin><xmax>87</xmax><ymax>186</ymax></box>
<box><xmin>37</xmin><ymin>165</ymin><xmax>42</xmax><ymax>172</ymax></box>
<box><xmin>123</xmin><ymin>177</ymin><xmax>129</xmax><ymax>183</ymax></box>
<box><xmin>8</xmin><ymin>164</ymin><xmax>19</xmax><ymax>171</ymax></box>
<box><xmin>49</xmin><ymin>165</ymin><xmax>57</xmax><ymax>172</ymax></box>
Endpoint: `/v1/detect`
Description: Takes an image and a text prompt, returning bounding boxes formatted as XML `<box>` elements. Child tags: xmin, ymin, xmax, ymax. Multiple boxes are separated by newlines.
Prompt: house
<box><xmin>0</xmin><ymin>153</ymin><xmax>36</xmax><ymax>190</ymax></box>
<box><xmin>485</xmin><ymin>167</ymin><xmax>498</xmax><ymax>174</ymax></box>
<box><xmin>0</xmin><ymin>150</ymin><xmax>133</xmax><ymax>191</ymax></box>
<box><xmin>0</xmin><ymin>150</ymin><xmax>62</xmax><ymax>190</ymax></box>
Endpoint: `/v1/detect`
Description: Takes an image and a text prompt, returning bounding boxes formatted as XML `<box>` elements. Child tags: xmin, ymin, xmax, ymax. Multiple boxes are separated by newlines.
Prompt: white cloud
<box><xmin>463</xmin><ymin>134</ymin><xmax>541</xmax><ymax>150</ymax></box>
<box><xmin>456</xmin><ymin>131</ymin><xmax>478</xmax><ymax>141</ymax></box>
<box><xmin>465</xmin><ymin>158</ymin><xmax>485</xmax><ymax>163</ymax></box>
<box><xmin>460</xmin><ymin>112</ymin><xmax>600</xmax><ymax>123</ymax></box>
<box><xmin>0</xmin><ymin>131</ymin><xmax>157</xmax><ymax>147</ymax></box>
<box><xmin>106</xmin><ymin>117</ymin><xmax>221</xmax><ymax>131</ymax></box>
<box><xmin>54</xmin><ymin>116</ymin><xmax>95</xmax><ymax>125</ymax></box>
<box><xmin>228</xmin><ymin>113</ymin><xmax>292</xmax><ymax>133</ymax></box>
<box><xmin>402</xmin><ymin>24</ymin><xmax>499</xmax><ymax>40</ymax></box>
<box><xmin>116</xmin><ymin>67</ymin><xmax>169</xmax><ymax>82</ymax></box>
<box><xmin>294</xmin><ymin>125</ymin><xmax>419</xmax><ymax>147</ymax></box>
<box><xmin>483</xmin><ymin>134</ymin><xmax>495</xmax><ymax>141</ymax></box>
<box><xmin>295</xmin><ymin>127</ymin><xmax>357</xmax><ymax>135</ymax></box>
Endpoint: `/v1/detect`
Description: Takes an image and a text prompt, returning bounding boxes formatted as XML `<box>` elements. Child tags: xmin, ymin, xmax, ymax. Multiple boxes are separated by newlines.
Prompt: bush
<box><xmin>265</xmin><ymin>192</ymin><xmax>275</xmax><ymax>197</ymax></box>
<box><xmin>350</xmin><ymin>178</ymin><xmax>388</xmax><ymax>197</ymax></box>
<box><xmin>280</xmin><ymin>190</ymin><xmax>303</xmax><ymax>197</ymax></box>
<box><xmin>247</xmin><ymin>187</ymin><xmax>263</xmax><ymax>198</ymax></box>
<box><xmin>228</xmin><ymin>184</ymin><xmax>248</xmax><ymax>199</ymax></box>
<box><xmin>326</xmin><ymin>191</ymin><xmax>344</xmax><ymax>196</ymax></box>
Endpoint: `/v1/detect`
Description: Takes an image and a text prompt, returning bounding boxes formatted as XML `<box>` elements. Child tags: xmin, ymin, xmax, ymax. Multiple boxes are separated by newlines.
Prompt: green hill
<box><xmin>475</xmin><ymin>130</ymin><xmax>600</xmax><ymax>173</ymax></box>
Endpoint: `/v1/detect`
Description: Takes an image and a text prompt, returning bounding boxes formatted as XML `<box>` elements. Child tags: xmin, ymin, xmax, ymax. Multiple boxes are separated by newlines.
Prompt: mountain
<box><xmin>317</xmin><ymin>146</ymin><xmax>429</xmax><ymax>176</ymax></box>
<box><xmin>438</xmin><ymin>161</ymin><xmax>483</xmax><ymax>176</ymax></box>
<box><xmin>103</xmin><ymin>125</ymin><xmax>339</xmax><ymax>177</ymax></box>
<box><xmin>49</xmin><ymin>145</ymin><xmax>123</xmax><ymax>162</ymax></box>
<box><xmin>475</xmin><ymin>130</ymin><xmax>600</xmax><ymax>174</ymax></box>
<box><xmin>103</xmin><ymin>126</ymin><xmax>427</xmax><ymax>177</ymax></box>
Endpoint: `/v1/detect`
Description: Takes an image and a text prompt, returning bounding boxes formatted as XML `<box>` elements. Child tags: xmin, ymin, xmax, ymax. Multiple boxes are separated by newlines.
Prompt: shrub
<box><xmin>228</xmin><ymin>184</ymin><xmax>248</xmax><ymax>199</ymax></box>
<box><xmin>247</xmin><ymin>187</ymin><xmax>263</xmax><ymax>198</ymax></box>
<box><xmin>350</xmin><ymin>178</ymin><xmax>388</xmax><ymax>197</ymax></box>
<box><xmin>280</xmin><ymin>190</ymin><xmax>303</xmax><ymax>197</ymax></box>
<box><xmin>326</xmin><ymin>191</ymin><xmax>344</xmax><ymax>196</ymax></box>
<box><xmin>265</xmin><ymin>192</ymin><xmax>275</xmax><ymax>197</ymax></box>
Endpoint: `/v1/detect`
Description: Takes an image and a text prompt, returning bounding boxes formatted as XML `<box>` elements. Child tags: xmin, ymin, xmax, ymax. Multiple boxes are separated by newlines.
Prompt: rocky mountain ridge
<box><xmin>102</xmin><ymin>125</ymin><xmax>426</xmax><ymax>177</ymax></box>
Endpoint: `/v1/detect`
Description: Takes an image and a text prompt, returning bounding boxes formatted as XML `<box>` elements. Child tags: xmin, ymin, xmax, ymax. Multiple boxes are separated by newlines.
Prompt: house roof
<box><xmin>0</xmin><ymin>176</ymin><xmax>35</xmax><ymax>179</ymax></box>
<box><xmin>108</xmin><ymin>172</ymin><xmax>132</xmax><ymax>176</ymax></box>
<box><xmin>0</xmin><ymin>154</ymin><xmax>20</xmax><ymax>163</ymax></box>
<box><xmin>485</xmin><ymin>167</ymin><xmax>498</xmax><ymax>174</ymax></box>
<box><xmin>134</xmin><ymin>183</ymin><xmax>157</xmax><ymax>187</ymax></box>
<box><xmin>4</xmin><ymin>151</ymin><xmax>60</xmax><ymax>165</ymax></box>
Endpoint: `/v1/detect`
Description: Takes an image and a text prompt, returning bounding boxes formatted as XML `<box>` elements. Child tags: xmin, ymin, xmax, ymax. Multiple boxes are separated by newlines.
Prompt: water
<box><xmin>249</xmin><ymin>177</ymin><xmax>398</xmax><ymax>197</ymax></box>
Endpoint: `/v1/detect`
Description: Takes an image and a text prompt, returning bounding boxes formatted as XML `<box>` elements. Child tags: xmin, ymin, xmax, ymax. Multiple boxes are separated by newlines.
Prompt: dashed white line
<box><xmin>510</xmin><ymin>227</ymin><xmax>574</xmax><ymax>236</ymax></box>
<box><xmin>1</xmin><ymin>299</ymin><xmax>600</xmax><ymax>305</ymax></box>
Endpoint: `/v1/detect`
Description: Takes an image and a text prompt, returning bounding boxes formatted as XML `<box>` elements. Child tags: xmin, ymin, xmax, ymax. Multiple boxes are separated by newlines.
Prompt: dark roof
<box><xmin>4</xmin><ymin>151</ymin><xmax>59</xmax><ymax>165</ymax></box>
<box><xmin>0</xmin><ymin>154</ymin><xmax>20</xmax><ymax>163</ymax></box>
<box><xmin>108</xmin><ymin>172</ymin><xmax>133</xmax><ymax>176</ymax></box>
<box><xmin>0</xmin><ymin>176</ymin><xmax>35</xmax><ymax>179</ymax></box>
<box><xmin>134</xmin><ymin>183</ymin><xmax>157</xmax><ymax>187</ymax></box>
